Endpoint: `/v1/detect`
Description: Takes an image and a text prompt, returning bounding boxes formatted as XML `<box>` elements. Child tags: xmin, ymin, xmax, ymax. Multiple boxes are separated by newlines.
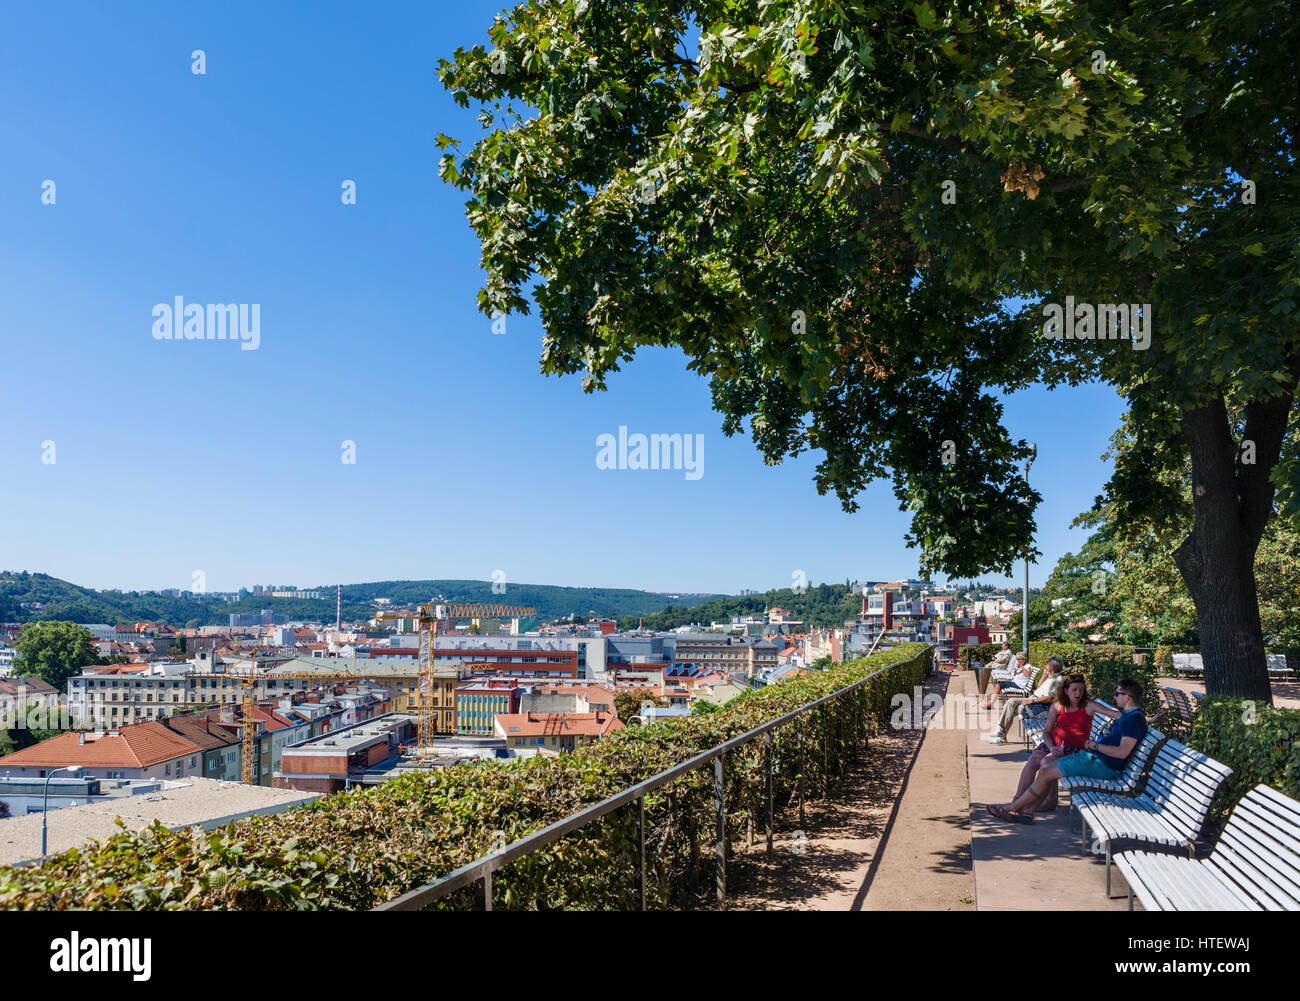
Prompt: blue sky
<box><xmin>0</xmin><ymin>1</ymin><xmax>1126</xmax><ymax>596</ymax></box>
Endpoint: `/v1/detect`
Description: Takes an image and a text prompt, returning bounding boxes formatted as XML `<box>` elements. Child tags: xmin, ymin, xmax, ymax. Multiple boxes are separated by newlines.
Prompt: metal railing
<box><xmin>374</xmin><ymin>649</ymin><xmax>927</xmax><ymax>911</ymax></box>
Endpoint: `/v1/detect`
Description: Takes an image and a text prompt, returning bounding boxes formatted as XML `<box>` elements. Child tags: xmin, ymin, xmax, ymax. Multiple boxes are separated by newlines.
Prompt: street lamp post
<box><xmin>1023</xmin><ymin>444</ymin><xmax>1037</xmax><ymax>655</ymax></box>
<box><xmin>41</xmin><ymin>765</ymin><xmax>82</xmax><ymax>858</ymax></box>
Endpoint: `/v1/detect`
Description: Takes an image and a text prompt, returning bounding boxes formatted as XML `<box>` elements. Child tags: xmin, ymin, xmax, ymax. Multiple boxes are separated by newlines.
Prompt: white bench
<box><xmin>1115</xmin><ymin>784</ymin><xmax>1300</xmax><ymax>910</ymax></box>
<box><xmin>1169</xmin><ymin>652</ymin><xmax>1291</xmax><ymax>681</ymax></box>
<box><xmin>1171</xmin><ymin>653</ymin><xmax>1204</xmax><ymax>678</ymax></box>
<box><xmin>1074</xmin><ymin>739</ymin><xmax>1232</xmax><ymax>897</ymax></box>
<box><xmin>1063</xmin><ymin>729</ymin><xmax>1165</xmax><ymax>841</ymax></box>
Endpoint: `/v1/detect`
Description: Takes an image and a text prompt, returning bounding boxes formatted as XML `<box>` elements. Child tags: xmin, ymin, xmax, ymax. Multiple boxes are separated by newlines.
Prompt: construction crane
<box><xmin>372</xmin><ymin>601</ymin><xmax>536</xmax><ymax>754</ymax></box>
<box><xmin>195</xmin><ymin>653</ymin><xmax>419</xmax><ymax>785</ymax></box>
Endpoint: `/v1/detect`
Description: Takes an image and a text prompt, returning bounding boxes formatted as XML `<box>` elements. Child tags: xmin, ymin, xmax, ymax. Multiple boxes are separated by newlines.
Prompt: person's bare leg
<box><xmin>1015</xmin><ymin>749</ymin><xmax>1046</xmax><ymax>800</ymax></box>
<box><xmin>1007</xmin><ymin>761</ymin><xmax>1063</xmax><ymax>814</ymax></box>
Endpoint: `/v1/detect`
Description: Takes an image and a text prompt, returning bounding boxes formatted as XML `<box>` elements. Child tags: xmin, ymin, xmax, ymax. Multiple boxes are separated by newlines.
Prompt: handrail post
<box><xmin>798</xmin><ymin>721</ymin><xmax>805</xmax><ymax>827</ymax></box>
<box><xmin>638</xmin><ymin>795</ymin><xmax>646</xmax><ymax>911</ymax></box>
<box><xmin>764</xmin><ymin>730</ymin><xmax>773</xmax><ymax>858</ymax></box>
<box><xmin>822</xmin><ymin>706</ymin><xmax>830</xmax><ymax>799</ymax></box>
<box><xmin>483</xmin><ymin>869</ymin><xmax>492</xmax><ymax>912</ymax></box>
<box><xmin>714</xmin><ymin>754</ymin><xmax>725</xmax><ymax>908</ymax></box>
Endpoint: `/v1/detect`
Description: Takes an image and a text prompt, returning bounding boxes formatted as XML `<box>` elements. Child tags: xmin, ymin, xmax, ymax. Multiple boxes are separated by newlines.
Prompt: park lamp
<box><xmin>41</xmin><ymin>765</ymin><xmax>83</xmax><ymax>858</ymax></box>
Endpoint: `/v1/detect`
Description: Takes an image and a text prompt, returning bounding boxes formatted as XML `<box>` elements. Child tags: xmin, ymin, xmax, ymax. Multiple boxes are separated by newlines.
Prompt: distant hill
<box><xmin>619</xmin><ymin>582</ymin><xmax>867</xmax><ymax>631</ymax></box>
<box><xmin>0</xmin><ymin>572</ymin><xmax>730</xmax><ymax>628</ymax></box>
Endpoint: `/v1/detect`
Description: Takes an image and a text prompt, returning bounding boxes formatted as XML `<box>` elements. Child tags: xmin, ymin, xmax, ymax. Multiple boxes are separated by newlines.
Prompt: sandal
<box><xmin>988</xmin><ymin>804</ymin><xmax>1034</xmax><ymax>824</ymax></box>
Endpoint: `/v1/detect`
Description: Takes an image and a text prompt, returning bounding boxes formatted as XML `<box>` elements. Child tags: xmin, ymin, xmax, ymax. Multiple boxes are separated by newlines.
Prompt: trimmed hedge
<box><xmin>1187</xmin><ymin>697</ymin><xmax>1300</xmax><ymax>824</ymax></box>
<box><xmin>1027</xmin><ymin>643</ymin><xmax>1161</xmax><ymax>716</ymax></box>
<box><xmin>960</xmin><ymin>642</ymin><xmax>1159</xmax><ymax>715</ymax></box>
<box><xmin>0</xmin><ymin>644</ymin><xmax>932</xmax><ymax>911</ymax></box>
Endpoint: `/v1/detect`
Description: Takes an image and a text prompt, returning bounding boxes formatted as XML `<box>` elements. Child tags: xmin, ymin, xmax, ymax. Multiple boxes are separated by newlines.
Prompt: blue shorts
<box><xmin>1057</xmin><ymin>751</ymin><xmax>1119</xmax><ymax>781</ymax></box>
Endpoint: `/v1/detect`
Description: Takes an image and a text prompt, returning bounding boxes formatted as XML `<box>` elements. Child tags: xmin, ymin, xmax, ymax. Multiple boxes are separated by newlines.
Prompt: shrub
<box><xmin>959</xmin><ymin>644</ymin><xmax>1001</xmax><ymax>670</ymax></box>
<box><xmin>0</xmin><ymin>645</ymin><xmax>932</xmax><ymax>911</ymax></box>
<box><xmin>1187</xmin><ymin>697</ymin><xmax>1300</xmax><ymax>823</ymax></box>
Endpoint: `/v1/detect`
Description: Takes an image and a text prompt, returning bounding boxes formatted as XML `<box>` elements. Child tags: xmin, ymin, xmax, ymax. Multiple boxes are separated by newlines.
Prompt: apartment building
<box><xmin>455</xmin><ymin>679</ymin><xmax>523</xmax><ymax>736</ymax></box>
<box><xmin>67</xmin><ymin>662</ymin><xmax>193</xmax><ymax>728</ymax></box>
<box><xmin>0</xmin><ymin>676</ymin><xmax>59</xmax><ymax>729</ymax></box>
<box><xmin>671</xmin><ymin>633</ymin><xmax>777</xmax><ymax>680</ymax></box>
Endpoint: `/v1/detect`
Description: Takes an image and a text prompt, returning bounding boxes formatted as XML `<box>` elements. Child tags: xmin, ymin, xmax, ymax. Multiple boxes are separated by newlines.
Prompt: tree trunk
<box><xmin>1173</xmin><ymin>379</ymin><xmax>1298</xmax><ymax>703</ymax></box>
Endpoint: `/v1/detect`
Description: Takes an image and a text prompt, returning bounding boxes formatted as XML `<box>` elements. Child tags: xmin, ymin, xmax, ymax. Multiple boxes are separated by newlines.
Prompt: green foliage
<box><xmin>14</xmin><ymin>621</ymin><xmax>99</xmax><ymax>692</ymax></box>
<box><xmin>689</xmin><ymin>700</ymin><xmax>720</xmax><ymax>716</ymax></box>
<box><xmin>0</xmin><ymin>645</ymin><xmax>930</xmax><ymax>910</ymax></box>
<box><xmin>613</xmin><ymin>687</ymin><xmax>666</xmax><ymax>721</ymax></box>
<box><xmin>623</xmin><ymin>581</ymin><xmax>862</xmax><ymax>631</ymax></box>
<box><xmin>1188</xmin><ymin>698</ymin><xmax>1300</xmax><ymax>824</ymax></box>
<box><xmin>958</xmin><ymin>643</ymin><xmax>1003</xmax><ymax>671</ymax></box>
<box><xmin>1026</xmin><ymin>642</ymin><xmax>1158</xmax><ymax>712</ymax></box>
<box><xmin>0</xmin><ymin>572</ymin><xmax>728</xmax><ymax>629</ymax></box>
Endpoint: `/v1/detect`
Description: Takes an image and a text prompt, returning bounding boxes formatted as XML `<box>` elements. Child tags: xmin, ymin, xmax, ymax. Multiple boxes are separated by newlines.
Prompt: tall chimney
<box><xmin>883</xmin><ymin>591</ymin><xmax>894</xmax><ymax>631</ymax></box>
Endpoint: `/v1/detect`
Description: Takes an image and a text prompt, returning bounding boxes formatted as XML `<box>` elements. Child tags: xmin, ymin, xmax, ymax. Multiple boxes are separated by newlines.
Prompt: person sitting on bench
<box><xmin>984</xmin><ymin>656</ymin><xmax>1063</xmax><ymax>743</ymax></box>
<box><xmin>983</xmin><ymin>651</ymin><xmax>1035</xmax><ymax>710</ymax></box>
<box><xmin>988</xmin><ymin>679</ymin><xmax>1146</xmax><ymax>823</ymax></box>
<box><xmin>1004</xmin><ymin>673</ymin><xmax>1120</xmax><ymax>814</ymax></box>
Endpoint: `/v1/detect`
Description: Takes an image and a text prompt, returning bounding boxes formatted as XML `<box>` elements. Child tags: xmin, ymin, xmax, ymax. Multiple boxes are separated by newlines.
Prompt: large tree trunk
<box><xmin>1174</xmin><ymin>374</ymin><xmax>1298</xmax><ymax>702</ymax></box>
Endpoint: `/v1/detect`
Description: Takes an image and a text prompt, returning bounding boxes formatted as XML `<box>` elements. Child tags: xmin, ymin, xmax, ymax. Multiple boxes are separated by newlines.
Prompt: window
<box><xmin>164</xmin><ymin>764</ymin><xmax>171</xmax><ymax>775</ymax></box>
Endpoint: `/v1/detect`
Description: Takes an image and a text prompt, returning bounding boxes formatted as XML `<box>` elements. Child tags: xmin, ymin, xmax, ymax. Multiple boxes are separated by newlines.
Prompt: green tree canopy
<box><xmin>439</xmin><ymin>0</ymin><xmax>1299</xmax><ymax>698</ymax></box>
<box><xmin>14</xmin><ymin>621</ymin><xmax>99</xmax><ymax>692</ymax></box>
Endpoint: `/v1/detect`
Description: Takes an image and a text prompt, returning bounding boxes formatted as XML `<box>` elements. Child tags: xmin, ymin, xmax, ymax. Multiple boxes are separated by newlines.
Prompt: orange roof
<box><xmin>0</xmin><ymin>721</ymin><xmax>204</xmax><ymax>769</ymax></box>
<box><xmin>495</xmin><ymin>712</ymin><xmax>624</xmax><ymax>738</ymax></box>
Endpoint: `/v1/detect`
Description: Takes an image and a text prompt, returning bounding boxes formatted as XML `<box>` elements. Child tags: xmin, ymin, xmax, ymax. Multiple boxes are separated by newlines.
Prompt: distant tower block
<box><xmin>336</xmin><ymin>584</ymin><xmax>342</xmax><ymax>630</ymax></box>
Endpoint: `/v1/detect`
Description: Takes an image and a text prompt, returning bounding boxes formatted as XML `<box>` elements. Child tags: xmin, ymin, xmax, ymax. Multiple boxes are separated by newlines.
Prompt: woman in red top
<box><xmin>990</xmin><ymin>674</ymin><xmax>1118</xmax><ymax>821</ymax></box>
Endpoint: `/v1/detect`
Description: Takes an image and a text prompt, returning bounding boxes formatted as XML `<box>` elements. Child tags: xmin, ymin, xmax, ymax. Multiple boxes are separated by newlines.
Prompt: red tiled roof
<box><xmin>0</xmin><ymin>721</ymin><xmax>203</xmax><ymax>769</ymax></box>
<box><xmin>494</xmin><ymin>712</ymin><xmax>623</xmax><ymax>738</ymax></box>
<box><xmin>0</xmin><ymin>676</ymin><xmax>58</xmax><ymax>697</ymax></box>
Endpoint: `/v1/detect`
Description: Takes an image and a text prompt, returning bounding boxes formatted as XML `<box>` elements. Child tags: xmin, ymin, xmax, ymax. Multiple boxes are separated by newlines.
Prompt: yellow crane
<box><xmin>373</xmin><ymin>602</ymin><xmax>536</xmax><ymax>754</ymax></box>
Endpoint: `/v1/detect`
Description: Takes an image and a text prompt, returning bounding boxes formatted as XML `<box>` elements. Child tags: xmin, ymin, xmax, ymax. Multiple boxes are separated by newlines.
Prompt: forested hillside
<box><xmin>0</xmin><ymin>572</ymin><xmax>727</xmax><ymax>628</ymax></box>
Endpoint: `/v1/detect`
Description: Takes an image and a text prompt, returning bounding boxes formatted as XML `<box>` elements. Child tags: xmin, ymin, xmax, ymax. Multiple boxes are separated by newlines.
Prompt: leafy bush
<box><xmin>959</xmin><ymin>644</ymin><xmax>1001</xmax><ymax>670</ymax></box>
<box><xmin>0</xmin><ymin>645</ymin><xmax>931</xmax><ymax>911</ymax></box>
<box><xmin>1187</xmin><ymin>698</ymin><xmax>1300</xmax><ymax>823</ymax></box>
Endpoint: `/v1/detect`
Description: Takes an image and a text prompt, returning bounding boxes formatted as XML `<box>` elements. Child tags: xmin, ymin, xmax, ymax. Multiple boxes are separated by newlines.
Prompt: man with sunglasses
<box><xmin>989</xmin><ymin>679</ymin><xmax>1147</xmax><ymax>822</ymax></box>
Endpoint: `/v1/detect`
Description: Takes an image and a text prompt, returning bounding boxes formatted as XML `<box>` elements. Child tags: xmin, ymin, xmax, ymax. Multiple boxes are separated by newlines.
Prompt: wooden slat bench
<box><xmin>1267</xmin><ymin>653</ymin><xmax>1295</xmax><ymax>680</ymax></box>
<box><xmin>1159</xmin><ymin>686</ymin><xmax>1198</xmax><ymax>726</ymax></box>
<box><xmin>1074</xmin><ymin>738</ymin><xmax>1232</xmax><ymax>897</ymax></box>
<box><xmin>1115</xmin><ymin>784</ymin><xmax>1300</xmax><ymax>910</ymax></box>
<box><xmin>1061</xmin><ymin>728</ymin><xmax>1165</xmax><ymax>799</ymax></box>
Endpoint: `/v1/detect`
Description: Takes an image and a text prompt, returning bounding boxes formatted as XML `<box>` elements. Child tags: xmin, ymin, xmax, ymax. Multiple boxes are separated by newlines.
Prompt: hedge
<box><xmin>959</xmin><ymin>642</ymin><xmax>1160</xmax><ymax>714</ymax></box>
<box><xmin>0</xmin><ymin>644</ymin><xmax>932</xmax><ymax>911</ymax></box>
<box><xmin>1187</xmin><ymin>697</ymin><xmax>1300</xmax><ymax>824</ymax></box>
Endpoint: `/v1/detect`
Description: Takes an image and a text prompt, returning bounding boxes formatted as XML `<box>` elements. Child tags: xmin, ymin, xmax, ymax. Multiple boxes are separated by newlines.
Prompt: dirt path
<box><xmin>723</xmin><ymin>672</ymin><xmax>974</xmax><ymax>910</ymax></box>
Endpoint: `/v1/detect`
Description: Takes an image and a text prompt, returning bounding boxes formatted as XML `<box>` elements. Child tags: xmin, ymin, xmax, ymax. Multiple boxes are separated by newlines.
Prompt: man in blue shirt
<box><xmin>988</xmin><ymin>679</ymin><xmax>1148</xmax><ymax>822</ymax></box>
